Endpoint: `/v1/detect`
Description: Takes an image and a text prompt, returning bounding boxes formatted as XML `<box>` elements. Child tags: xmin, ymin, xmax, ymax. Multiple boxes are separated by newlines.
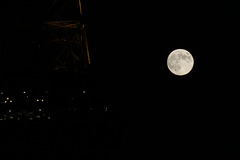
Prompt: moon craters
<box><xmin>167</xmin><ymin>49</ymin><xmax>194</xmax><ymax>76</ymax></box>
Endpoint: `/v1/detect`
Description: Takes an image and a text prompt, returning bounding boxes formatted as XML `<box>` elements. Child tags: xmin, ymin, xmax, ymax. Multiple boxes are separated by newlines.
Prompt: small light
<box><xmin>4</xmin><ymin>101</ymin><xmax>7</xmax><ymax>104</ymax></box>
<box><xmin>36</xmin><ymin>115</ymin><xmax>40</xmax><ymax>118</ymax></box>
<box><xmin>0</xmin><ymin>92</ymin><xmax>3</xmax><ymax>95</ymax></box>
<box><xmin>83</xmin><ymin>91</ymin><xmax>86</xmax><ymax>93</ymax></box>
<box><xmin>23</xmin><ymin>91</ymin><xmax>26</xmax><ymax>94</ymax></box>
<box><xmin>17</xmin><ymin>117</ymin><xmax>20</xmax><ymax>120</ymax></box>
<box><xmin>30</xmin><ymin>117</ymin><xmax>33</xmax><ymax>120</ymax></box>
<box><xmin>104</xmin><ymin>107</ymin><xmax>108</xmax><ymax>112</ymax></box>
<box><xmin>9</xmin><ymin>110</ymin><xmax>11</xmax><ymax>113</ymax></box>
<box><xmin>41</xmin><ymin>99</ymin><xmax>44</xmax><ymax>102</ymax></box>
<box><xmin>37</xmin><ymin>99</ymin><xmax>39</xmax><ymax>102</ymax></box>
<box><xmin>10</xmin><ymin>116</ymin><xmax>13</xmax><ymax>120</ymax></box>
<box><xmin>6</xmin><ymin>97</ymin><xmax>9</xmax><ymax>100</ymax></box>
<box><xmin>48</xmin><ymin>117</ymin><xmax>51</xmax><ymax>120</ymax></box>
<box><xmin>0</xmin><ymin>118</ymin><xmax>3</xmax><ymax>121</ymax></box>
<box><xmin>10</xmin><ymin>100</ymin><xmax>12</xmax><ymax>103</ymax></box>
<box><xmin>39</xmin><ymin>109</ymin><xmax>41</xmax><ymax>112</ymax></box>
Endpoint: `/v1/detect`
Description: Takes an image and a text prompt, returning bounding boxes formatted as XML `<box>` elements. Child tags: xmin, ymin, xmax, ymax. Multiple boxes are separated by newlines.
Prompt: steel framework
<box><xmin>1</xmin><ymin>0</ymin><xmax>91</xmax><ymax>74</ymax></box>
<box><xmin>43</xmin><ymin>0</ymin><xmax>91</xmax><ymax>73</ymax></box>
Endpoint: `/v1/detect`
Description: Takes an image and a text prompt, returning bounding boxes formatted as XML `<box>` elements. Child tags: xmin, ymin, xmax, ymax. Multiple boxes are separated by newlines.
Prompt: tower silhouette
<box><xmin>42</xmin><ymin>0</ymin><xmax>91</xmax><ymax>73</ymax></box>
<box><xmin>0</xmin><ymin>0</ymin><xmax>93</xmax><ymax>106</ymax></box>
<box><xmin>1</xmin><ymin>0</ymin><xmax>91</xmax><ymax>75</ymax></box>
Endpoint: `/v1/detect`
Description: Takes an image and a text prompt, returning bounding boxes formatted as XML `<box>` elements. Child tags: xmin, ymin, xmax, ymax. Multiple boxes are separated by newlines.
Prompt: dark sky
<box><xmin>85</xmin><ymin>1</ymin><xmax>238</xmax><ymax>104</ymax></box>
<box><xmin>86</xmin><ymin>1</ymin><xmax>239</xmax><ymax>153</ymax></box>
<box><xmin>1</xmin><ymin>1</ymin><xmax>238</xmax><ymax>111</ymax></box>
<box><xmin>1</xmin><ymin>0</ymin><xmax>239</xmax><ymax>152</ymax></box>
<box><xmin>1</xmin><ymin>0</ymin><xmax>238</xmax><ymax>109</ymax></box>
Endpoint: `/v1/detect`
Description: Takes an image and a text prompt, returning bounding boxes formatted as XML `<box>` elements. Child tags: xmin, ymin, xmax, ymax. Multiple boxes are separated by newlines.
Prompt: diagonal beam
<box><xmin>78</xmin><ymin>0</ymin><xmax>83</xmax><ymax>15</ymax></box>
<box><xmin>46</xmin><ymin>0</ymin><xmax>59</xmax><ymax>17</ymax></box>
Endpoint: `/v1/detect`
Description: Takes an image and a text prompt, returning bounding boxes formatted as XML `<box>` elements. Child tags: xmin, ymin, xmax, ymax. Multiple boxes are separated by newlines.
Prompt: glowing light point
<box><xmin>104</xmin><ymin>107</ymin><xmax>108</xmax><ymax>112</ymax></box>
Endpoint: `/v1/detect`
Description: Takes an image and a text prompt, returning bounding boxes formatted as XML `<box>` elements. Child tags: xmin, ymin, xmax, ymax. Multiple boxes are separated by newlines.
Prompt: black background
<box><xmin>1</xmin><ymin>0</ymin><xmax>239</xmax><ymax>157</ymax></box>
<box><xmin>85</xmin><ymin>0</ymin><xmax>239</xmax><ymax>155</ymax></box>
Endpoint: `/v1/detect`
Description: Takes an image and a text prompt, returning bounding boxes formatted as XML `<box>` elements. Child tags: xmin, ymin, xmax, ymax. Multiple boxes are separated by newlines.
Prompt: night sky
<box><xmin>86</xmin><ymin>1</ymin><xmax>239</xmax><ymax>154</ymax></box>
<box><xmin>86</xmin><ymin>1</ymin><xmax>238</xmax><ymax>111</ymax></box>
<box><xmin>1</xmin><ymin>0</ymin><xmax>240</xmax><ymax>156</ymax></box>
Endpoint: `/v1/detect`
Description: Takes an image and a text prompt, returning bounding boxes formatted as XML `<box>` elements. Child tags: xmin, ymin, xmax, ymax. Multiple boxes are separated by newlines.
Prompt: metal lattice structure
<box><xmin>43</xmin><ymin>0</ymin><xmax>91</xmax><ymax>73</ymax></box>
<box><xmin>1</xmin><ymin>0</ymin><xmax>91</xmax><ymax>74</ymax></box>
<box><xmin>43</xmin><ymin>21</ymin><xmax>90</xmax><ymax>73</ymax></box>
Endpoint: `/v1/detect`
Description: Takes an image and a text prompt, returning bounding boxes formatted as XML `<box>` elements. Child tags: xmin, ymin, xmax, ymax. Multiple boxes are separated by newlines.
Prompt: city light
<box><xmin>0</xmin><ymin>87</ymin><xmax>101</xmax><ymax>121</ymax></box>
<box><xmin>104</xmin><ymin>107</ymin><xmax>108</xmax><ymax>112</ymax></box>
<box><xmin>0</xmin><ymin>0</ymin><xmax>95</xmax><ymax>122</ymax></box>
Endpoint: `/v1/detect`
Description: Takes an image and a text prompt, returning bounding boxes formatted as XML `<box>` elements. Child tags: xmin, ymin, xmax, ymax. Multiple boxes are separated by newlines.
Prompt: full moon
<box><xmin>167</xmin><ymin>49</ymin><xmax>194</xmax><ymax>76</ymax></box>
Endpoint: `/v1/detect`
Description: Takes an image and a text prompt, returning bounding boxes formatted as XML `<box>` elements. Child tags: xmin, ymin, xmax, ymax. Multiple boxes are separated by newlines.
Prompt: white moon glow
<box><xmin>167</xmin><ymin>49</ymin><xmax>194</xmax><ymax>76</ymax></box>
